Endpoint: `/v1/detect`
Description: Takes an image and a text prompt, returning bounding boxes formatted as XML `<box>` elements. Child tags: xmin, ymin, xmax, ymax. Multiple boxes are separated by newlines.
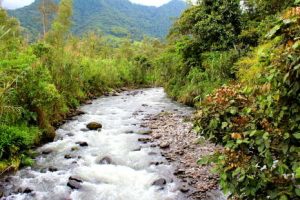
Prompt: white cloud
<box><xmin>129</xmin><ymin>0</ymin><xmax>172</xmax><ymax>7</ymax></box>
<box><xmin>1</xmin><ymin>0</ymin><xmax>187</xmax><ymax>10</ymax></box>
<box><xmin>2</xmin><ymin>0</ymin><xmax>35</xmax><ymax>9</ymax></box>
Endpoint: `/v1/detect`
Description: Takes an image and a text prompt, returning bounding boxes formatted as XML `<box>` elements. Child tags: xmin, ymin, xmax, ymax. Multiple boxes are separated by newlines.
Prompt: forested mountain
<box><xmin>8</xmin><ymin>0</ymin><xmax>186</xmax><ymax>40</ymax></box>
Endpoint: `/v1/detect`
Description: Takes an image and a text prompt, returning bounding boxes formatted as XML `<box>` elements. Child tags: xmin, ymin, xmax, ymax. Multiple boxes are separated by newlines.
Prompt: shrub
<box><xmin>0</xmin><ymin>125</ymin><xmax>40</xmax><ymax>160</ymax></box>
<box><xmin>195</xmin><ymin>10</ymin><xmax>300</xmax><ymax>200</ymax></box>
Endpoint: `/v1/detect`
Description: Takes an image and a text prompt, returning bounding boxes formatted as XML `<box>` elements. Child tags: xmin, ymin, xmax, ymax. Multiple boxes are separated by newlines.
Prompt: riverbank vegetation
<box><xmin>0</xmin><ymin>0</ymin><xmax>162</xmax><ymax>173</ymax></box>
<box><xmin>1</xmin><ymin>0</ymin><xmax>300</xmax><ymax>199</ymax></box>
<box><xmin>158</xmin><ymin>0</ymin><xmax>300</xmax><ymax>199</ymax></box>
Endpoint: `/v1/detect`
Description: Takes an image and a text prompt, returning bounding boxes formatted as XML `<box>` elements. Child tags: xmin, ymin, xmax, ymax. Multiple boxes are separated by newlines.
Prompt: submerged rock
<box><xmin>64</xmin><ymin>154</ymin><xmax>74</xmax><ymax>159</ymax></box>
<box><xmin>179</xmin><ymin>185</ymin><xmax>190</xmax><ymax>193</ymax></box>
<box><xmin>67</xmin><ymin>177</ymin><xmax>83</xmax><ymax>190</ymax></box>
<box><xmin>76</xmin><ymin>141</ymin><xmax>88</xmax><ymax>147</ymax></box>
<box><xmin>86</xmin><ymin>122</ymin><xmax>102</xmax><ymax>130</ymax></box>
<box><xmin>23</xmin><ymin>188</ymin><xmax>33</xmax><ymax>194</ymax></box>
<box><xmin>99</xmin><ymin>157</ymin><xmax>113</xmax><ymax>165</ymax></box>
<box><xmin>48</xmin><ymin>167</ymin><xmax>58</xmax><ymax>172</ymax></box>
<box><xmin>152</xmin><ymin>178</ymin><xmax>167</xmax><ymax>187</ymax></box>
<box><xmin>41</xmin><ymin>149</ymin><xmax>52</xmax><ymax>155</ymax></box>
<box><xmin>138</xmin><ymin>138</ymin><xmax>152</xmax><ymax>143</ymax></box>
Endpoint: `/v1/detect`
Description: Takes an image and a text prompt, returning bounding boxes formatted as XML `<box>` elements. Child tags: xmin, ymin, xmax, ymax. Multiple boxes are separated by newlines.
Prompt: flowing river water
<box><xmin>0</xmin><ymin>88</ymin><xmax>222</xmax><ymax>200</ymax></box>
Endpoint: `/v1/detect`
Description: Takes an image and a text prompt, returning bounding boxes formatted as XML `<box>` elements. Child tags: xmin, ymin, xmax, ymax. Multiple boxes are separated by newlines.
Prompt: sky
<box><xmin>1</xmin><ymin>0</ymin><xmax>176</xmax><ymax>9</ymax></box>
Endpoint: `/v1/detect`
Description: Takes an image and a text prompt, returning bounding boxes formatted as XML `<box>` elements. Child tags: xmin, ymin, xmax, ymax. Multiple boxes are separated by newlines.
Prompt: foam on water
<box><xmin>0</xmin><ymin>88</ymin><xmax>196</xmax><ymax>200</ymax></box>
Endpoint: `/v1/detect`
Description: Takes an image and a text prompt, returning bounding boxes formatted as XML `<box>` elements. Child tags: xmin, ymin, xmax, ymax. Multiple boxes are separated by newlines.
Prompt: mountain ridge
<box><xmin>8</xmin><ymin>0</ymin><xmax>186</xmax><ymax>40</ymax></box>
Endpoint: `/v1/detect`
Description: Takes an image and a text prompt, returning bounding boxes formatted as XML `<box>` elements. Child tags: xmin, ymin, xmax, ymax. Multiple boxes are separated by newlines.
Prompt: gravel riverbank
<box><xmin>142</xmin><ymin>112</ymin><xmax>225</xmax><ymax>200</ymax></box>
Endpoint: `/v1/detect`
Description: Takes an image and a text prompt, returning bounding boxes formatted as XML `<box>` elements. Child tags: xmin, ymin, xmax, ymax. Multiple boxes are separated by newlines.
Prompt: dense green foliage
<box><xmin>1</xmin><ymin>0</ymin><xmax>300</xmax><ymax>199</ymax></box>
<box><xmin>8</xmin><ymin>0</ymin><xmax>186</xmax><ymax>40</ymax></box>
<box><xmin>157</xmin><ymin>0</ymin><xmax>300</xmax><ymax>199</ymax></box>
<box><xmin>0</xmin><ymin>0</ymin><xmax>163</xmax><ymax>172</ymax></box>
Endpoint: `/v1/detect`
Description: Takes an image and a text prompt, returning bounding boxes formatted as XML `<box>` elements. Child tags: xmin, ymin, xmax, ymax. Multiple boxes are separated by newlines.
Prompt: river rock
<box><xmin>64</xmin><ymin>154</ymin><xmax>74</xmax><ymax>159</ymax></box>
<box><xmin>152</xmin><ymin>178</ymin><xmax>167</xmax><ymax>187</ymax></box>
<box><xmin>66</xmin><ymin>133</ymin><xmax>74</xmax><ymax>137</ymax></box>
<box><xmin>138</xmin><ymin>129</ymin><xmax>152</xmax><ymax>135</ymax></box>
<box><xmin>41</xmin><ymin>149</ymin><xmax>52</xmax><ymax>155</ymax></box>
<box><xmin>174</xmin><ymin>169</ymin><xmax>185</xmax><ymax>176</ymax></box>
<box><xmin>85</xmin><ymin>100</ymin><xmax>93</xmax><ymax>105</ymax></box>
<box><xmin>125</xmin><ymin>130</ymin><xmax>134</xmax><ymax>134</ymax></box>
<box><xmin>48</xmin><ymin>167</ymin><xmax>58</xmax><ymax>172</ymax></box>
<box><xmin>179</xmin><ymin>185</ymin><xmax>190</xmax><ymax>193</ymax></box>
<box><xmin>67</xmin><ymin>177</ymin><xmax>83</xmax><ymax>190</ymax></box>
<box><xmin>99</xmin><ymin>157</ymin><xmax>113</xmax><ymax>165</ymax></box>
<box><xmin>138</xmin><ymin>138</ymin><xmax>152</xmax><ymax>143</ymax></box>
<box><xmin>132</xmin><ymin>146</ymin><xmax>142</xmax><ymax>151</ymax></box>
<box><xmin>150</xmin><ymin>162</ymin><xmax>163</xmax><ymax>166</ymax></box>
<box><xmin>24</xmin><ymin>188</ymin><xmax>33</xmax><ymax>194</ymax></box>
<box><xmin>86</xmin><ymin>122</ymin><xmax>102</xmax><ymax>130</ymax></box>
<box><xmin>159</xmin><ymin>142</ymin><xmax>170</xmax><ymax>149</ymax></box>
<box><xmin>71</xmin><ymin>146</ymin><xmax>80</xmax><ymax>151</ymax></box>
<box><xmin>153</xmin><ymin>134</ymin><xmax>162</xmax><ymax>139</ymax></box>
<box><xmin>76</xmin><ymin>141</ymin><xmax>88</xmax><ymax>147</ymax></box>
<box><xmin>76</xmin><ymin>110</ymin><xmax>85</xmax><ymax>115</ymax></box>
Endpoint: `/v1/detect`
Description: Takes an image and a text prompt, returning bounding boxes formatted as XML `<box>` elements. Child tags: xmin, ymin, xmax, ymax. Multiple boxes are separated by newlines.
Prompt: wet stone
<box><xmin>76</xmin><ymin>141</ymin><xmax>88</xmax><ymax>147</ymax></box>
<box><xmin>41</xmin><ymin>149</ymin><xmax>52</xmax><ymax>155</ymax></box>
<box><xmin>150</xmin><ymin>162</ymin><xmax>163</xmax><ymax>166</ymax></box>
<box><xmin>85</xmin><ymin>100</ymin><xmax>93</xmax><ymax>105</ymax></box>
<box><xmin>125</xmin><ymin>130</ymin><xmax>134</xmax><ymax>134</ymax></box>
<box><xmin>132</xmin><ymin>147</ymin><xmax>142</xmax><ymax>151</ymax></box>
<box><xmin>138</xmin><ymin>129</ymin><xmax>152</xmax><ymax>135</ymax></box>
<box><xmin>99</xmin><ymin>157</ymin><xmax>113</xmax><ymax>165</ymax></box>
<box><xmin>67</xmin><ymin>177</ymin><xmax>83</xmax><ymax>190</ymax></box>
<box><xmin>138</xmin><ymin>138</ymin><xmax>152</xmax><ymax>143</ymax></box>
<box><xmin>22</xmin><ymin>188</ymin><xmax>33</xmax><ymax>194</ymax></box>
<box><xmin>48</xmin><ymin>167</ymin><xmax>58</xmax><ymax>172</ymax></box>
<box><xmin>180</xmin><ymin>185</ymin><xmax>190</xmax><ymax>193</ymax></box>
<box><xmin>152</xmin><ymin>178</ymin><xmax>167</xmax><ymax>187</ymax></box>
<box><xmin>71</xmin><ymin>146</ymin><xmax>80</xmax><ymax>151</ymax></box>
<box><xmin>66</xmin><ymin>133</ymin><xmax>74</xmax><ymax>137</ymax></box>
<box><xmin>174</xmin><ymin>169</ymin><xmax>185</xmax><ymax>175</ymax></box>
<box><xmin>87</xmin><ymin>122</ymin><xmax>102</xmax><ymax>130</ymax></box>
<box><xmin>64</xmin><ymin>154</ymin><xmax>74</xmax><ymax>159</ymax></box>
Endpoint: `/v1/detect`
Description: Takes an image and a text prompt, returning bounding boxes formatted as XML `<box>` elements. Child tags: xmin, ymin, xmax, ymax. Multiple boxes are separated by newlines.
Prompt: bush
<box><xmin>194</xmin><ymin>11</ymin><xmax>300</xmax><ymax>200</ymax></box>
<box><xmin>0</xmin><ymin>125</ymin><xmax>40</xmax><ymax>160</ymax></box>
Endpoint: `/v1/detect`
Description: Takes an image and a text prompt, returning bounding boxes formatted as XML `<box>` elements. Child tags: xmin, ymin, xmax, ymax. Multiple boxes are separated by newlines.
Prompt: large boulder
<box><xmin>86</xmin><ymin>122</ymin><xmax>102</xmax><ymax>130</ymax></box>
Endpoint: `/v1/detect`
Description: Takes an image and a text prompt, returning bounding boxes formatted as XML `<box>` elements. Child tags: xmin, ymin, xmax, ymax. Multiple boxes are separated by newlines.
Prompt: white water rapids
<box><xmin>1</xmin><ymin>88</ymin><xmax>198</xmax><ymax>200</ymax></box>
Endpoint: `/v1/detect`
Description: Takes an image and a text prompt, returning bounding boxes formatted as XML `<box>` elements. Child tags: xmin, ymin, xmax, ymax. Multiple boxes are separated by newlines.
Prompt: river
<box><xmin>0</xmin><ymin>88</ymin><xmax>201</xmax><ymax>200</ymax></box>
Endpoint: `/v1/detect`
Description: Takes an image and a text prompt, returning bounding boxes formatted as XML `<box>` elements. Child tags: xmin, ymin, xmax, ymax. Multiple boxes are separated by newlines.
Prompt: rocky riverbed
<box><xmin>142</xmin><ymin>112</ymin><xmax>225</xmax><ymax>200</ymax></box>
<box><xmin>0</xmin><ymin>88</ymin><xmax>225</xmax><ymax>200</ymax></box>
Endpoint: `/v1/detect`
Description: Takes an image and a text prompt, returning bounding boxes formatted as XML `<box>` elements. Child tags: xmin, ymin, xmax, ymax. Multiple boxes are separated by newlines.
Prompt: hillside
<box><xmin>8</xmin><ymin>0</ymin><xmax>186</xmax><ymax>40</ymax></box>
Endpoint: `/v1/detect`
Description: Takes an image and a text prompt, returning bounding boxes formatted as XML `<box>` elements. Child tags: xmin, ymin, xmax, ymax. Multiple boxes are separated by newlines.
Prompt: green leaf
<box><xmin>296</xmin><ymin>167</ymin><xmax>300</xmax><ymax>179</ymax></box>
<box><xmin>292</xmin><ymin>41</ymin><xmax>300</xmax><ymax>50</ymax></box>
<box><xmin>221</xmin><ymin>122</ymin><xmax>228</xmax><ymax>129</ymax></box>
<box><xmin>266</xmin><ymin>24</ymin><xmax>282</xmax><ymax>39</ymax></box>
<box><xmin>229</xmin><ymin>107</ymin><xmax>238</xmax><ymax>115</ymax></box>
<box><xmin>279</xmin><ymin>195</ymin><xmax>288</xmax><ymax>200</ymax></box>
<box><xmin>293</xmin><ymin>133</ymin><xmax>300</xmax><ymax>139</ymax></box>
<box><xmin>296</xmin><ymin>188</ymin><xmax>300</xmax><ymax>196</ymax></box>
